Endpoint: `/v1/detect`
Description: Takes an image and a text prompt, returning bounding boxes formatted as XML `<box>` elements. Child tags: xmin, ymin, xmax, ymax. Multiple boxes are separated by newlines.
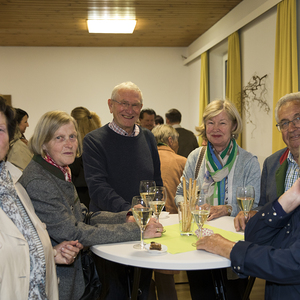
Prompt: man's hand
<box><xmin>279</xmin><ymin>178</ymin><xmax>300</xmax><ymax>213</ymax></box>
<box><xmin>234</xmin><ymin>210</ymin><xmax>257</xmax><ymax>232</ymax></box>
<box><xmin>196</xmin><ymin>234</ymin><xmax>235</xmax><ymax>259</ymax></box>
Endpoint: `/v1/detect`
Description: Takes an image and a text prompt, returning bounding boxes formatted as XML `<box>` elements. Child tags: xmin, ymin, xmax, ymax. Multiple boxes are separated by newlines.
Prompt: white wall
<box><xmin>0</xmin><ymin>1</ymin><xmax>280</xmax><ymax>166</ymax></box>
<box><xmin>240</xmin><ymin>7</ymin><xmax>277</xmax><ymax>166</ymax></box>
<box><xmin>186</xmin><ymin>6</ymin><xmax>277</xmax><ymax>168</ymax></box>
<box><xmin>0</xmin><ymin>47</ymin><xmax>192</xmax><ymax>139</ymax></box>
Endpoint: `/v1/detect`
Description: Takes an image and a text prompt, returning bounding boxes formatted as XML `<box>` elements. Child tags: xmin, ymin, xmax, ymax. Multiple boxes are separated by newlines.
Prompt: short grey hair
<box><xmin>29</xmin><ymin>110</ymin><xmax>82</xmax><ymax>158</ymax></box>
<box><xmin>152</xmin><ymin>124</ymin><xmax>179</xmax><ymax>145</ymax></box>
<box><xmin>111</xmin><ymin>81</ymin><xmax>143</xmax><ymax>104</ymax></box>
<box><xmin>275</xmin><ymin>92</ymin><xmax>300</xmax><ymax>123</ymax></box>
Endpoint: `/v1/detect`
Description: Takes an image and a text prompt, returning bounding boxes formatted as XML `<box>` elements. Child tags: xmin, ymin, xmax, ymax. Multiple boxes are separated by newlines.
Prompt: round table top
<box><xmin>91</xmin><ymin>214</ymin><xmax>243</xmax><ymax>270</ymax></box>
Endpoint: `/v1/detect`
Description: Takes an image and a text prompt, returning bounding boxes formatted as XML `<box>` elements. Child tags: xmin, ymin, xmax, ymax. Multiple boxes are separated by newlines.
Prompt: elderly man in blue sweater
<box><xmin>82</xmin><ymin>81</ymin><xmax>163</xmax><ymax>300</ymax></box>
<box><xmin>83</xmin><ymin>81</ymin><xmax>162</xmax><ymax>213</ymax></box>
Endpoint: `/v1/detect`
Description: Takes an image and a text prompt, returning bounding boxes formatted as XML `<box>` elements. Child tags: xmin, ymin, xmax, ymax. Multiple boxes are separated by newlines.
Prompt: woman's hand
<box><xmin>144</xmin><ymin>219</ymin><xmax>164</xmax><ymax>238</ymax></box>
<box><xmin>53</xmin><ymin>240</ymin><xmax>83</xmax><ymax>265</ymax></box>
<box><xmin>207</xmin><ymin>205</ymin><xmax>227</xmax><ymax>221</ymax></box>
<box><xmin>196</xmin><ymin>234</ymin><xmax>235</xmax><ymax>259</ymax></box>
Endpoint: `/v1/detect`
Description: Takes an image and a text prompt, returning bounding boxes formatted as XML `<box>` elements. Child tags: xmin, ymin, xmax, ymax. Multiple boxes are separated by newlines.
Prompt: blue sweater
<box><xmin>83</xmin><ymin>124</ymin><xmax>163</xmax><ymax>212</ymax></box>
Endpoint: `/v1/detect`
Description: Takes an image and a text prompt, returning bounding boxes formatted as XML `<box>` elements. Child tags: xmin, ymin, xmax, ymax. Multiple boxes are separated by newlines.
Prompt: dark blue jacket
<box><xmin>231</xmin><ymin>201</ymin><xmax>300</xmax><ymax>299</ymax></box>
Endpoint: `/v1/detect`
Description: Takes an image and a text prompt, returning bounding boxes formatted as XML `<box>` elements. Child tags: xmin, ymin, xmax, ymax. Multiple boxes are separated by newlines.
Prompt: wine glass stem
<box><xmin>199</xmin><ymin>226</ymin><xmax>202</xmax><ymax>239</ymax></box>
<box><xmin>140</xmin><ymin>229</ymin><xmax>144</xmax><ymax>248</ymax></box>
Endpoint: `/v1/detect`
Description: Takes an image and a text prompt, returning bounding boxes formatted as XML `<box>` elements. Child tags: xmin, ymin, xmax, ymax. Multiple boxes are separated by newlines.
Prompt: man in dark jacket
<box><xmin>235</xmin><ymin>91</ymin><xmax>300</xmax><ymax>231</ymax></box>
<box><xmin>165</xmin><ymin>108</ymin><xmax>198</xmax><ymax>157</ymax></box>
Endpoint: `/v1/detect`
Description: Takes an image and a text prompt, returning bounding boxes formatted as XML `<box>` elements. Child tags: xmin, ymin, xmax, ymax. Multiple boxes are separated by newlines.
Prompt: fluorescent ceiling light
<box><xmin>87</xmin><ymin>20</ymin><xmax>136</xmax><ymax>34</ymax></box>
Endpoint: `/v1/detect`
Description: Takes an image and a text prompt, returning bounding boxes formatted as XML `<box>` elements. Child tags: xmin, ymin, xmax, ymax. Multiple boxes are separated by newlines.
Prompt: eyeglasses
<box><xmin>276</xmin><ymin>116</ymin><xmax>300</xmax><ymax>131</ymax></box>
<box><xmin>111</xmin><ymin>99</ymin><xmax>142</xmax><ymax>111</ymax></box>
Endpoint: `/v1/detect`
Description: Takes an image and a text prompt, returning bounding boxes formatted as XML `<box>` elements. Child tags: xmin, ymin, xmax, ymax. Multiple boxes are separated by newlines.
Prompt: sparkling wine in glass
<box><xmin>191</xmin><ymin>192</ymin><xmax>211</xmax><ymax>239</ymax></box>
<box><xmin>131</xmin><ymin>195</ymin><xmax>152</xmax><ymax>249</ymax></box>
<box><xmin>236</xmin><ymin>186</ymin><xmax>255</xmax><ymax>219</ymax></box>
<box><xmin>139</xmin><ymin>180</ymin><xmax>156</xmax><ymax>206</ymax></box>
<box><xmin>148</xmin><ymin>186</ymin><xmax>167</xmax><ymax>222</ymax></box>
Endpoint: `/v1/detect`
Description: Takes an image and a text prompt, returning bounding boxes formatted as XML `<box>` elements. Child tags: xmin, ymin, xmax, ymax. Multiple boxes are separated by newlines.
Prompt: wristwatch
<box><xmin>226</xmin><ymin>205</ymin><xmax>232</xmax><ymax>216</ymax></box>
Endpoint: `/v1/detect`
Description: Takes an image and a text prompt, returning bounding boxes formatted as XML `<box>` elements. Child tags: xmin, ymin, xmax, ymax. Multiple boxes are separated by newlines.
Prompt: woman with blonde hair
<box><xmin>71</xmin><ymin>106</ymin><xmax>101</xmax><ymax>139</ymax></box>
<box><xmin>175</xmin><ymin>99</ymin><xmax>261</xmax><ymax>300</ymax></box>
<box><xmin>69</xmin><ymin>107</ymin><xmax>101</xmax><ymax>208</ymax></box>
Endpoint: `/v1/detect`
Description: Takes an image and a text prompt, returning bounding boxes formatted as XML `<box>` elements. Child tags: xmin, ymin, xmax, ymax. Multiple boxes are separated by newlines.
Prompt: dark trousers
<box><xmin>93</xmin><ymin>254</ymin><xmax>153</xmax><ymax>300</ymax></box>
<box><xmin>187</xmin><ymin>269</ymin><xmax>248</xmax><ymax>300</ymax></box>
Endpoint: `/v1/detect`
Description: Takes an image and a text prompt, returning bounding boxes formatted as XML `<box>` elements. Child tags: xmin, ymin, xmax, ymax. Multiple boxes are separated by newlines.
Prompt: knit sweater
<box><xmin>83</xmin><ymin>124</ymin><xmax>163</xmax><ymax>212</ymax></box>
<box><xmin>157</xmin><ymin>145</ymin><xmax>186</xmax><ymax>214</ymax></box>
<box><xmin>175</xmin><ymin>146</ymin><xmax>261</xmax><ymax>217</ymax></box>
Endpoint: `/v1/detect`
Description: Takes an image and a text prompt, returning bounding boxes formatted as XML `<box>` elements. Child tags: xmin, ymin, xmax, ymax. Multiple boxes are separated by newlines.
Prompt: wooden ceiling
<box><xmin>0</xmin><ymin>0</ymin><xmax>243</xmax><ymax>47</ymax></box>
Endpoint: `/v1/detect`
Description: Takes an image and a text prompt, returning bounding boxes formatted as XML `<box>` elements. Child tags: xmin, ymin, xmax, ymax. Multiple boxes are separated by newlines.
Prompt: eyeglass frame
<box><xmin>111</xmin><ymin>99</ymin><xmax>142</xmax><ymax>111</ymax></box>
<box><xmin>276</xmin><ymin>116</ymin><xmax>300</xmax><ymax>131</ymax></box>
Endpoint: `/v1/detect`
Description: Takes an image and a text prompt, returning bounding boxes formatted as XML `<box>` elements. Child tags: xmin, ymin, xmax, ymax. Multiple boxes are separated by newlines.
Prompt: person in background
<box><xmin>175</xmin><ymin>99</ymin><xmax>261</xmax><ymax>300</ymax></box>
<box><xmin>235</xmin><ymin>92</ymin><xmax>300</xmax><ymax>231</ymax></box>
<box><xmin>139</xmin><ymin>108</ymin><xmax>156</xmax><ymax>131</ymax></box>
<box><xmin>152</xmin><ymin>124</ymin><xmax>187</xmax><ymax>300</ymax></box>
<box><xmin>0</xmin><ymin>97</ymin><xmax>82</xmax><ymax>300</ymax></box>
<box><xmin>15</xmin><ymin>108</ymin><xmax>29</xmax><ymax>144</ymax></box>
<box><xmin>165</xmin><ymin>108</ymin><xmax>199</xmax><ymax>157</ymax></box>
<box><xmin>82</xmin><ymin>81</ymin><xmax>163</xmax><ymax>299</ymax></box>
<box><xmin>69</xmin><ymin>106</ymin><xmax>101</xmax><ymax>208</ymax></box>
<box><xmin>7</xmin><ymin>107</ymin><xmax>33</xmax><ymax>171</ymax></box>
<box><xmin>152</xmin><ymin>124</ymin><xmax>186</xmax><ymax>214</ymax></box>
<box><xmin>197</xmin><ymin>177</ymin><xmax>300</xmax><ymax>299</ymax></box>
<box><xmin>20</xmin><ymin>110</ymin><xmax>163</xmax><ymax>300</ymax></box>
<box><xmin>155</xmin><ymin>115</ymin><xmax>164</xmax><ymax>125</ymax></box>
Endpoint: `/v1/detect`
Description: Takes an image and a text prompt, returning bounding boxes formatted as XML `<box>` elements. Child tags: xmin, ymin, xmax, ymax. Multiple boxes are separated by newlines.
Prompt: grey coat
<box><xmin>19</xmin><ymin>155</ymin><xmax>140</xmax><ymax>300</ymax></box>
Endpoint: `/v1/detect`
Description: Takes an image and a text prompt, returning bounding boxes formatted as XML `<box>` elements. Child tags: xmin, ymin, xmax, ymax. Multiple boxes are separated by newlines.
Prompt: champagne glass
<box><xmin>148</xmin><ymin>186</ymin><xmax>167</xmax><ymax>222</ymax></box>
<box><xmin>131</xmin><ymin>195</ymin><xmax>153</xmax><ymax>249</ymax></box>
<box><xmin>139</xmin><ymin>180</ymin><xmax>156</xmax><ymax>206</ymax></box>
<box><xmin>191</xmin><ymin>192</ymin><xmax>211</xmax><ymax>239</ymax></box>
<box><xmin>236</xmin><ymin>186</ymin><xmax>255</xmax><ymax>219</ymax></box>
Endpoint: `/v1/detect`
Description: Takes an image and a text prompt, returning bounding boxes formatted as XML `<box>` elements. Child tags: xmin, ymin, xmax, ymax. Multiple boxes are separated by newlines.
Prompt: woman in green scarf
<box><xmin>175</xmin><ymin>99</ymin><xmax>261</xmax><ymax>300</ymax></box>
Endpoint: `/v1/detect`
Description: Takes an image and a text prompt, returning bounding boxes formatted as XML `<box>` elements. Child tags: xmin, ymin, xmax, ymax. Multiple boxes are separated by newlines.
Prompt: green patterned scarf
<box><xmin>202</xmin><ymin>139</ymin><xmax>238</xmax><ymax>205</ymax></box>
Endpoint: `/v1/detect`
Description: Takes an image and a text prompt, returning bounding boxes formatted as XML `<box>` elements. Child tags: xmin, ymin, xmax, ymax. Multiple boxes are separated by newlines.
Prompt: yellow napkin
<box><xmin>145</xmin><ymin>223</ymin><xmax>244</xmax><ymax>254</ymax></box>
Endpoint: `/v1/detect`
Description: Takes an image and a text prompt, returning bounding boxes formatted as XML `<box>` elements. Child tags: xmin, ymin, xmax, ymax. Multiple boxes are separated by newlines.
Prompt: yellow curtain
<box><xmin>272</xmin><ymin>0</ymin><xmax>298</xmax><ymax>153</ymax></box>
<box><xmin>199</xmin><ymin>51</ymin><xmax>209</xmax><ymax>146</ymax></box>
<box><xmin>226</xmin><ymin>31</ymin><xmax>242</xmax><ymax>147</ymax></box>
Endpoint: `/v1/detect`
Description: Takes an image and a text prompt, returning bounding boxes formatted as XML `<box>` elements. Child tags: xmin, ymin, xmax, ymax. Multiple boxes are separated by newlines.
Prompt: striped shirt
<box><xmin>285</xmin><ymin>151</ymin><xmax>300</xmax><ymax>192</ymax></box>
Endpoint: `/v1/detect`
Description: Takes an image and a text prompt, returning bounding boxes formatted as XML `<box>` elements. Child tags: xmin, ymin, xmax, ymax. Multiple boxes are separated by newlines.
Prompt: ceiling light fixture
<box><xmin>87</xmin><ymin>19</ymin><xmax>137</xmax><ymax>34</ymax></box>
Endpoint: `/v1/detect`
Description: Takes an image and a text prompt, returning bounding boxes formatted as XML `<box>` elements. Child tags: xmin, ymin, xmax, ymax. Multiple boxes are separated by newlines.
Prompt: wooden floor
<box><xmin>174</xmin><ymin>271</ymin><xmax>265</xmax><ymax>299</ymax></box>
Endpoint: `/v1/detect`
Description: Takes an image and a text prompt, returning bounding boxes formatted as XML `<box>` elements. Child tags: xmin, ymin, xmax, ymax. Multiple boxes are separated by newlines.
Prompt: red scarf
<box><xmin>44</xmin><ymin>154</ymin><xmax>72</xmax><ymax>182</ymax></box>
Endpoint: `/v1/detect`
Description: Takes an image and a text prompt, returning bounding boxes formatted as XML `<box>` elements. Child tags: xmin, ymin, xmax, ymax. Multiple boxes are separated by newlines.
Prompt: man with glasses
<box><xmin>235</xmin><ymin>92</ymin><xmax>300</xmax><ymax>231</ymax></box>
<box><xmin>83</xmin><ymin>81</ymin><xmax>162</xmax><ymax>213</ymax></box>
<box><xmin>82</xmin><ymin>81</ymin><xmax>162</xmax><ymax>300</ymax></box>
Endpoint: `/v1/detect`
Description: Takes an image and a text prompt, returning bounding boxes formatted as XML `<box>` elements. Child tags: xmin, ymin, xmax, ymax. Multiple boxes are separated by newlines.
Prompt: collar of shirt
<box><xmin>172</xmin><ymin>124</ymin><xmax>181</xmax><ymax>129</ymax></box>
<box><xmin>108</xmin><ymin>120</ymin><xmax>140</xmax><ymax>137</ymax></box>
<box><xmin>285</xmin><ymin>151</ymin><xmax>299</xmax><ymax>192</ymax></box>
